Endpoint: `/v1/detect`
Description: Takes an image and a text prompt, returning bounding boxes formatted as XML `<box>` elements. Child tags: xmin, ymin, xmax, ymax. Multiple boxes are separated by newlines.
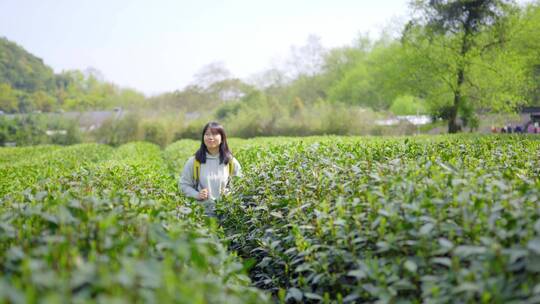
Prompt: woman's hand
<box><xmin>198</xmin><ymin>188</ymin><xmax>209</xmax><ymax>201</ymax></box>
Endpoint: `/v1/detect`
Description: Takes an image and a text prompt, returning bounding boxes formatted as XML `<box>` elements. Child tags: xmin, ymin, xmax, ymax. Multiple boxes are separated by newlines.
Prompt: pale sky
<box><xmin>1</xmin><ymin>0</ymin><xmax>415</xmax><ymax>95</ymax></box>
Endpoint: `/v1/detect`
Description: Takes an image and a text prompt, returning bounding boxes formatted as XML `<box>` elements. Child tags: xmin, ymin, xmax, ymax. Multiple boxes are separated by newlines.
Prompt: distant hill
<box><xmin>0</xmin><ymin>37</ymin><xmax>55</xmax><ymax>93</ymax></box>
<box><xmin>0</xmin><ymin>37</ymin><xmax>149</xmax><ymax>114</ymax></box>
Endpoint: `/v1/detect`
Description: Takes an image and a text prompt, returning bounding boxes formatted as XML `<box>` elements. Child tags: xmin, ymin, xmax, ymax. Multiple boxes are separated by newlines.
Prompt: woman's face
<box><xmin>204</xmin><ymin>129</ymin><xmax>222</xmax><ymax>150</ymax></box>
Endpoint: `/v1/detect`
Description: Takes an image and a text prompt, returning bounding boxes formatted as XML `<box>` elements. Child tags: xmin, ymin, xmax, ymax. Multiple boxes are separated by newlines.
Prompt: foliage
<box><xmin>0</xmin><ymin>37</ymin><xmax>55</xmax><ymax>92</ymax></box>
<box><xmin>506</xmin><ymin>3</ymin><xmax>540</xmax><ymax>105</ymax></box>
<box><xmin>58</xmin><ymin>70</ymin><xmax>146</xmax><ymax>111</ymax></box>
<box><xmin>0</xmin><ymin>37</ymin><xmax>147</xmax><ymax>113</ymax></box>
<box><xmin>3</xmin><ymin>135</ymin><xmax>540</xmax><ymax>302</ymax></box>
<box><xmin>2</xmin><ymin>3</ymin><xmax>540</xmax><ymax>135</ymax></box>
<box><xmin>0</xmin><ymin>114</ymin><xmax>81</xmax><ymax>146</ymax></box>
<box><xmin>403</xmin><ymin>0</ymin><xmax>526</xmax><ymax>133</ymax></box>
<box><xmin>0</xmin><ymin>83</ymin><xmax>20</xmax><ymax>113</ymax></box>
<box><xmin>0</xmin><ymin>142</ymin><xmax>269</xmax><ymax>303</ymax></box>
<box><xmin>0</xmin><ymin>143</ymin><xmax>113</xmax><ymax>197</ymax></box>
<box><xmin>92</xmin><ymin>112</ymin><xmax>140</xmax><ymax>146</ymax></box>
<box><xmin>140</xmin><ymin>120</ymin><xmax>168</xmax><ymax>148</ymax></box>
<box><xmin>173</xmin><ymin>118</ymin><xmax>208</xmax><ymax>141</ymax></box>
<box><xmin>217</xmin><ymin>135</ymin><xmax>540</xmax><ymax>303</ymax></box>
<box><xmin>390</xmin><ymin>95</ymin><xmax>426</xmax><ymax>115</ymax></box>
<box><xmin>325</xmin><ymin>37</ymin><xmax>399</xmax><ymax>110</ymax></box>
<box><xmin>147</xmin><ymin>76</ymin><xmax>255</xmax><ymax>114</ymax></box>
<box><xmin>214</xmin><ymin>92</ymin><xmax>384</xmax><ymax>138</ymax></box>
<box><xmin>0</xmin><ymin>145</ymin><xmax>59</xmax><ymax>165</ymax></box>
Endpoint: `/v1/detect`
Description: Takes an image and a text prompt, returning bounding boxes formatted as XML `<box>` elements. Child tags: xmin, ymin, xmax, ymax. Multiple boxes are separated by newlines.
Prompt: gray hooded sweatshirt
<box><xmin>179</xmin><ymin>153</ymin><xmax>241</xmax><ymax>215</ymax></box>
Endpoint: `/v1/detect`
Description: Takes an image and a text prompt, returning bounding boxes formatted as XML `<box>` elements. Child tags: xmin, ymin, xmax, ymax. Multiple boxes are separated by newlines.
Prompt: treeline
<box><xmin>150</xmin><ymin>0</ymin><xmax>540</xmax><ymax>135</ymax></box>
<box><xmin>0</xmin><ymin>114</ymin><xmax>82</xmax><ymax>146</ymax></box>
<box><xmin>0</xmin><ymin>37</ymin><xmax>145</xmax><ymax>113</ymax></box>
<box><xmin>1</xmin><ymin>0</ymin><xmax>540</xmax><ymax>138</ymax></box>
<box><xmin>0</xmin><ymin>111</ymin><xmax>185</xmax><ymax>147</ymax></box>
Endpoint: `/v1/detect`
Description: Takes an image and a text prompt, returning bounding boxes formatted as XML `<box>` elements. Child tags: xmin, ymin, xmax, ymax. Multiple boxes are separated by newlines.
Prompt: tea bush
<box><xmin>2</xmin><ymin>135</ymin><xmax>539</xmax><ymax>303</ymax></box>
<box><xmin>218</xmin><ymin>135</ymin><xmax>540</xmax><ymax>303</ymax></box>
<box><xmin>0</xmin><ymin>142</ymin><xmax>269</xmax><ymax>303</ymax></box>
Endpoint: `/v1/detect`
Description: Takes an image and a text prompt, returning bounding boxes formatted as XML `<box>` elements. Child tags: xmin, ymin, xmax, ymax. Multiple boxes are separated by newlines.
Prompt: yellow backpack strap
<box><xmin>193</xmin><ymin>159</ymin><xmax>201</xmax><ymax>186</ymax></box>
<box><xmin>228</xmin><ymin>159</ymin><xmax>234</xmax><ymax>176</ymax></box>
<box><xmin>226</xmin><ymin>159</ymin><xmax>234</xmax><ymax>188</ymax></box>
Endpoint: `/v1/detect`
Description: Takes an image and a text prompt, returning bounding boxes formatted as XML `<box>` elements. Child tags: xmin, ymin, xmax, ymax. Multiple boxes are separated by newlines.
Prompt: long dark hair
<box><xmin>195</xmin><ymin>122</ymin><xmax>233</xmax><ymax>165</ymax></box>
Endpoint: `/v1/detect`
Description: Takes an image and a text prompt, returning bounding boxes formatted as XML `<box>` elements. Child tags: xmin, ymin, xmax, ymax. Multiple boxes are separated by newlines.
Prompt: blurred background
<box><xmin>1</xmin><ymin>0</ymin><xmax>539</xmax><ymax>146</ymax></box>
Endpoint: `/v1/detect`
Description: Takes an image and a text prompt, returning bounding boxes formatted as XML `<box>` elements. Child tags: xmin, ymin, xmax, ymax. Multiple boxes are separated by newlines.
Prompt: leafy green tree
<box><xmin>141</xmin><ymin>121</ymin><xmax>167</xmax><ymax>147</ymax></box>
<box><xmin>0</xmin><ymin>37</ymin><xmax>55</xmax><ymax>92</ymax></box>
<box><xmin>324</xmin><ymin>36</ymin><xmax>372</xmax><ymax>106</ymax></box>
<box><xmin>404</xmin><ymin>0</ymin><xmax>525</xmax><ymax>133</ymax></box>
<box><xmin>9</xmin><ymin>114</ymin><xmax>48</xmax><ymax>145</ymax></box>
<box><xmin>46</xmin><ymin>116</ymin><xmax>82</xmax><ymax>145</ymax></box>
<box><xmin>0</xmin><ymin>83</ymin><xmax>19</xmax><ymax>113</ymax></box>
<box><xmin>390</xmin><ymin>95</ymin><xmax>426</xmax><ymax>115</ymax></box>
<box><xmin>17</xmin><ymin>91</ymin><xmax>36</xmax><ymax>113</ymax></box>
<box><xmin>31</xmin><ymin>90</ymin><xmax>57</xmax><ymax>112</ymax></box>
<box><xmin>507</xmin><ymin>3</ymin><xmax>540</xmax><ymax>105</ymax></box>
<box><xmin>93</xmin><ymin>112</ymin><xmax>140</xmax><ymax>146</ymax></box>
<box><xmin>325</xmin><ymin>35</ymin><xmax>404</xmax><ymax>110</ymax></box>
<box><xmin>110</xmin><ymin>88</ymin><xmax>146</xmax><ymax>108</ymax></box>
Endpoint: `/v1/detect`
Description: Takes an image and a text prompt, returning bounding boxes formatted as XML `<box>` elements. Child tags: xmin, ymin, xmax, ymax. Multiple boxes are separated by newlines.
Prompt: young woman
<box><xmin>179</xmin><ymin>122</ymin><xmax>241</xmax><ymax>216</ymax></box>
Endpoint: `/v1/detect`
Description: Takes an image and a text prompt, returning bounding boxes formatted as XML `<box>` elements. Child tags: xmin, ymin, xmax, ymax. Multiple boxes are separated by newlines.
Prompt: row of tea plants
<box><xmin>0</xmin><ymin>142</ymin><xmax>268</xmax><ymax>303</ymax></box>
<box><xmin>217</xmin><ymin>135</ymin><xmax>540</xmax><ymax>303</ymax></box>
<box><xmin>3</xmin><ymin>135</ymin><xmax>540</xmax><ymax>303</ymax></box>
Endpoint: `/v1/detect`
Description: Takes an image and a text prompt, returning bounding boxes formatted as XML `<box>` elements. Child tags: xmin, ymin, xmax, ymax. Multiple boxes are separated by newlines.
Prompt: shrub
<box><xmin>389</xmin><ymin>95</ymin><xmax>426</xmax><ymax>115</ymax></box>
<box><xmin>140</xmin><ymin>120</ymin><xmax>168</xmax><ymax>147</ymax></box>
<box><xmin>93</xmin><ymin>112</ymin><xmax>140</xmax><ymax>146</ymax></box>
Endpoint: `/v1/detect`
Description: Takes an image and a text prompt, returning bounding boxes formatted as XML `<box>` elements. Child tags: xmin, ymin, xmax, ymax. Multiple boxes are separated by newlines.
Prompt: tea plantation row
<box><xmin>217</xmin><ymin>135</ymin><xmax>540</xmax><ymax>303</ymax></box>
<box><xmin>0</xmin><ymin>142</ymin><xmax>268</xmax><ymax>303</ymax></box>
<box><xmin>1</xmin><ymin>135</ymin><xmax>539</xmax><ymax>303</ymax></box>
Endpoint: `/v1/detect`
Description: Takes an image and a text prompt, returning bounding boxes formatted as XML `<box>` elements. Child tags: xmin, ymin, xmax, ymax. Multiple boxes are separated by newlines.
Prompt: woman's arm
<box><xmin>179</xmin><ymin>157</ymin><xmax>200</xmax><ymax>199</ymax></box>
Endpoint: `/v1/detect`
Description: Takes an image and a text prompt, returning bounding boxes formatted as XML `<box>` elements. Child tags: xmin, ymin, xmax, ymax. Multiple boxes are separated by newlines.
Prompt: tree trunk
<box><xmin>448</xmin><ymin>69</ymin><xmax>464</xmax><ymax>133</ymax></box>
<box><xmin>448</xmin><ymin>24</ymin><xmax>472</xmax><ymax>134</ymax></box>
